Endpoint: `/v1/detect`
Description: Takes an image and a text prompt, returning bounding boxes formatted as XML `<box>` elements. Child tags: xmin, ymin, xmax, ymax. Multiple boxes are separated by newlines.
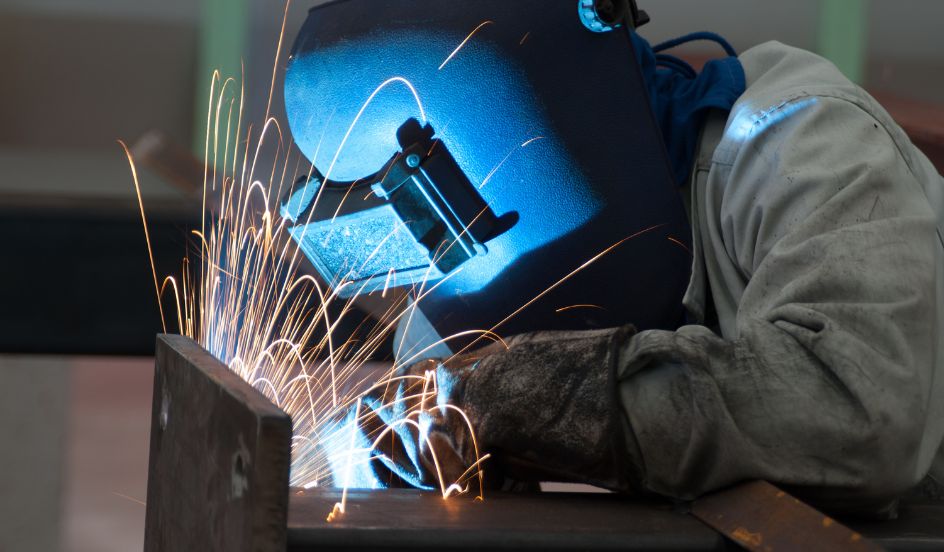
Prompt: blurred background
<box><xmin>0</xmin><ymin>0</ymin><xmax>941</xmax><ymax>550</ymax></box>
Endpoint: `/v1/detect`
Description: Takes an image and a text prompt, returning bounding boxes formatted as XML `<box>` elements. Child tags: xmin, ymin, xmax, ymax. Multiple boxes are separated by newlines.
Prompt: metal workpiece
<box><xmin>287</xmin><ymin>488</ymin><xmax>722</xmax><ymax>551</ymax></box>
<box><xmin>692</xmin><ymin>481</ymin><xmax>882</xmax><ymax>552</ymax></box>
<box><xmin>143</xmin><ymin>336</ymin><xmax>944</xmax><ymax>551</ymax></box>
<box><xmin>145</xmin><ymin>335</ymin><xmax>292</xmax><ymax>552</ymax></box>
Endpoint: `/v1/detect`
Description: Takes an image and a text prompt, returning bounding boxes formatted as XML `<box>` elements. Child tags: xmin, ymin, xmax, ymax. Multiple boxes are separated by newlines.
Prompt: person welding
<box><xmin>280</xmin><ymin>0</ymin><xmax>944</xmax><ymax>514</ymax></box>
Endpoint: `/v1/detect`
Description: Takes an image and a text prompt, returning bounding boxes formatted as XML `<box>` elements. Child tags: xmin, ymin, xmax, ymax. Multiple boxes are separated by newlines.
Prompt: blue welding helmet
<box><xmin>282</xmin><ymin>0</ymin><xmax>692</xmax><ymax>358</ymax></box>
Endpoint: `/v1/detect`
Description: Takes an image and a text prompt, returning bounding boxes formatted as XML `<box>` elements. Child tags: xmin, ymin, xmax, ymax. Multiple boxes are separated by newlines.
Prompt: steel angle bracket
<box><xmin>144</xmin><ymin>335</ymin><xmax>292</xmax><ymax>552</ymax></box>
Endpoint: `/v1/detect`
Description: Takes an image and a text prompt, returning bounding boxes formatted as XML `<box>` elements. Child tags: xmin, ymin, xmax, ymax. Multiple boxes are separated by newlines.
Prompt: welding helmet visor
<box><xmin>282</xmin><ymin>0</ymin><xmax>692</xmax><ymax>357</ymax></box>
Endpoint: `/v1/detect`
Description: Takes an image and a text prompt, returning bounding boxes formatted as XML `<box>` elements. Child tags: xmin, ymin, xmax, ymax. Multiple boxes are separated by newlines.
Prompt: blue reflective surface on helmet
<box><xmin>284</xmin><ymin>0</ymin><xmax>692</xmax><ymax>352</ymax></box>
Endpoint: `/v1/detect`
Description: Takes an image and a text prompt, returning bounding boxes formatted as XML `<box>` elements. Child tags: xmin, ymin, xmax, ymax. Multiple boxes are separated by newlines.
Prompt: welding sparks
<box><xmin>126</xmin><ymin>66</ymin><xmax>489</xmax><ymax>519</ymax></box>
<box><xmin>126</xmin><ymin>9</ymin><xmax>656</xmax><ymax>520</ymax></box>
<box><xmin>667</xmin><ymin>236</ymin><xmax>693</xmax><ymax>256</ymax></box>
<box><xmin>439</xmin><ymin>20</ymin><xmax>494</xmax><ymax>71</ymax></box>
<box><xmin>111</xmin><ymin>491</ymin><xmax>146</xmax><ymax>507</ymax></box>
<box><xmin>120</xmin><ymin>141</ymin><xmax>166</xmax><ymax>334</ymax></box>
<box><xmin>555</xmin><ymin>304</ymin><xmax>605</xmax><ymax>313</ymax></box>
<box><xmin>478</xmin><ymin>136</ymin><xmax>545</xmax><ymax>190</ymax></box>
<box><xmin>327</xmin><ymin>398</ymin><xmax>361</xmax><ymax>521</ymax></box>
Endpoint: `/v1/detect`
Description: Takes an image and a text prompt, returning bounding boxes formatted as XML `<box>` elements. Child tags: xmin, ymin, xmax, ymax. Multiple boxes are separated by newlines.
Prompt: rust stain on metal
<box><xmin>732</xmin><ymin>527</ymin><xmax>763</xmax><ymax>547</ymax></box>
<box><xmin>691</xmin><ymin>481</ymin><xmax>885</xmax><ymax>552</ymax></box>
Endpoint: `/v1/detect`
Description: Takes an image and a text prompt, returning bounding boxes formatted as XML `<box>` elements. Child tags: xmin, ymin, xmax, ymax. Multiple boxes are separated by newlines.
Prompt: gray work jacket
<box><xmin>618</xmin><ymin>41</ymin><xmax>944</xmax><ymax>511</ymax></box>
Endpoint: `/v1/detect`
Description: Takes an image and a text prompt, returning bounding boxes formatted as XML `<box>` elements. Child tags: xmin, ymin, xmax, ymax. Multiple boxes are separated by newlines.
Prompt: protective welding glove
<box><xmin>359</xmin><ymin>325</ymin><xmax>640</xmax><ymax>493</ymax></box>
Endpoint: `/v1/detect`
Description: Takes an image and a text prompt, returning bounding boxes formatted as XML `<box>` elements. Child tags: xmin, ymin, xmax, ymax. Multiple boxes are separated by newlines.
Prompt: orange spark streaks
<box><xmin>111</xmin><ymin>492</ymin><xmax>147</xmax><ymax>506</ymax></box>
<box><xmin>448</xmin><ymin>223</ymin><xmax>667</xmax><ymax>360</ymax></box>
<box><xmin>127</xmin><ymin>67</ymin><xmax>488</xmax><ymax>518</ymax></box>
<box><xmin>667</xmin><ymin>236</ymin><xmax>693</xmax><ymax>256</ymax></box>
<box><xmin>439</xmin><ymin>20</ymin><xmax>494</xmax><ymax>71</ymax></box>
<box><xmin>128</xmin><ymin>18</ymin><xmax>675</xmax><ymax>516</ymax></box>
<box><xmin>120</xmin><ymin>140</ymin><xmax>166</xmax><ymax>333</ymax></box>
<box><xmin>555</xmin><ymin>304</ymin><xmax>605</xmax><ymax>313</ymax></box>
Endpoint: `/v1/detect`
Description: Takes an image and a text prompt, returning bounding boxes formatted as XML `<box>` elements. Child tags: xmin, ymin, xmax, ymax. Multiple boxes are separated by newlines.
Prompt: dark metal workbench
<box><xmin>288</xmin><ymin>488</ymin><xmax>723</xmax><ymax>551</ymax></box>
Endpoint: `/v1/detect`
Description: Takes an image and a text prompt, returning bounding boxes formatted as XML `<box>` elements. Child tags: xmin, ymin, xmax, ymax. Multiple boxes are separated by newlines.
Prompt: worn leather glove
<box><xmin>354</xmin><ymin>325</ymin><xmax>639</xmax><ymax>494</ymax></box>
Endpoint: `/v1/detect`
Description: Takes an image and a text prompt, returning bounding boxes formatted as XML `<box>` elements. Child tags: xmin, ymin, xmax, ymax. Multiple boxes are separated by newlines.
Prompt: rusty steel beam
<box><xmin>145</xmin><ymin>334</ymin><xmax>292</xmax><ymax>552</ymax></box>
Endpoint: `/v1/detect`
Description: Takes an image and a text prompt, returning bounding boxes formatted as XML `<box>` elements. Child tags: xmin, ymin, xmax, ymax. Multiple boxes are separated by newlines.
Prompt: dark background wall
<box><xmin>0</xmin><ymin>2</ymin><xmax>199</xmax><ymax>354</ymax></box>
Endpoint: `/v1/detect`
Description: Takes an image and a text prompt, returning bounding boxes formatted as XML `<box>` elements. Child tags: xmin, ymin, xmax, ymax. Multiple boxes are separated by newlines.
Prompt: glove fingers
<box><xmin>419</xmin><ymin>430</ymin><xmax>470</xmax><ymax>490</ymax></box>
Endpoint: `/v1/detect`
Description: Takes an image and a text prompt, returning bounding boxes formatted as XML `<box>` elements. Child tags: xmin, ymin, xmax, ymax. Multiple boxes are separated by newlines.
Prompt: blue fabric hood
<box><xmin>630</xmin><ymin>31</ymin><xmax>746</xmax><ymax>186</ymax></box>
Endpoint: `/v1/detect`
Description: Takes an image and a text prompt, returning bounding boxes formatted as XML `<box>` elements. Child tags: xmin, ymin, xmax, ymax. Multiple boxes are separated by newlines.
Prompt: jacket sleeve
<box><xmin>615</xmin><ymin>95</ymin><xmax>943</xmax><ymax>508</ymax></box>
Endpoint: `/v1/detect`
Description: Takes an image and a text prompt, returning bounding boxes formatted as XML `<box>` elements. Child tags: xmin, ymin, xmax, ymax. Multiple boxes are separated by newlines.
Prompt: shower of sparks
<box><xmin>124</xmin><ymin>68</ymin><xmax>656</xmax><ymax>514</ymax></box>
<box><xmin>124</xmin><ymin>67</ymin><xmax>493</xmax><ymax>518</ymax></box>
<box><xmin>124</xmin><ymin>7</ymin><xmax>660</xmax><ymax>521</ymax></box>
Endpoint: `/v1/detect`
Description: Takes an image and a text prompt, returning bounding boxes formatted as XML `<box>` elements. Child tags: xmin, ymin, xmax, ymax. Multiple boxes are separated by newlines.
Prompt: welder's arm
<box><xmin>617</xmin><ymin>96</ymin><xmax>942</xmax><ymax>510</ymax></box>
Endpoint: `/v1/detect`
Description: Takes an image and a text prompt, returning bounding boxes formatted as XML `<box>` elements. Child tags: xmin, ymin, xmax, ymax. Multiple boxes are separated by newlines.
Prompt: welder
<box><xmin>281</xmin><ymin>0</ymin><xmax>944</xmax><ymax>514</ymax></box>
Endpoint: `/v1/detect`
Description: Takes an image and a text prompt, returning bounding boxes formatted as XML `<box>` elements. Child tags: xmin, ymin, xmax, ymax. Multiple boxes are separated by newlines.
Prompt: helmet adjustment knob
<box><xmin>578</xmin><ymin>0</ymin><xmax>649</xmax><ymax>33</ymax></box>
